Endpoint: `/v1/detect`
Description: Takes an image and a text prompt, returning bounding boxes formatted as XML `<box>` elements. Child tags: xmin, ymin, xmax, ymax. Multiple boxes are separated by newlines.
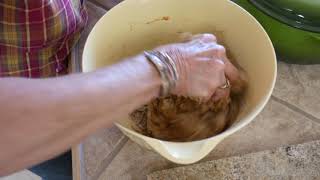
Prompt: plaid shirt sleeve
<box><xmin>0</xmin><ymin>0</ymin><xmax>88</xmax><ymax>78</ymax></box>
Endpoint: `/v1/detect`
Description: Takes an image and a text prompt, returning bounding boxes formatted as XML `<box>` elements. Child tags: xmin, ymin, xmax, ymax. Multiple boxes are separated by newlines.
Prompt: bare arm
<box><xmin>0</xmin><ymin>55</ymin><xmax>161</xmax><ymax>175</ymax></box>
<box><xmin>0</xmin><ymin>34</ymin><xmax>242</xmax><ymax>176</ymax></box>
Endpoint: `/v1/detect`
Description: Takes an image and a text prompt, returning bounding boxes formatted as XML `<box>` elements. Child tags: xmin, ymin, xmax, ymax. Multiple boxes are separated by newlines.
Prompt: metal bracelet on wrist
<box><xmin>144</xmin><ymin>50</ymin><xmax>178</xmax><ymax>97</ymax></box>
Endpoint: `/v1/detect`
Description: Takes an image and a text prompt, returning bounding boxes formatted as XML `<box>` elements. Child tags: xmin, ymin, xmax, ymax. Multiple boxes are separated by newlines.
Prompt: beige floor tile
<box><xmin>0</xmin><ymin>170</ymin><xmax>41</xmax><ymax>180</ymax></box>
<box><xmin>203</xmin><ymin>99</ymin><xmax>320</xmax><ymax>161</ymax></box>
<box><xmin>148</xmin><ymin>140</ymin><xmax>320</xmax><ymax>180</ymax></box>
<box><xmin>273</xmin><ymin>62</ymin><xmax>320</xmax><ymax>119</ymax></box>
<box><xmin>83</xmin><ymin>127</ymin><xmax>127</xmax><ymax>180</ymax></box>
<box><xmin>97</xmin><ymin>99</ymin><xmax>320</xmax><ymax>180</ymax></box>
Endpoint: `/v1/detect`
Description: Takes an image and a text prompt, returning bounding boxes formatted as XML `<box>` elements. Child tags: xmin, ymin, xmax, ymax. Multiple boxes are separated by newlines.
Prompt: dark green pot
<box><xmin>235</xmin><ymin>0</ymin><xmax>320</xmax><ymax>64</ymax></box>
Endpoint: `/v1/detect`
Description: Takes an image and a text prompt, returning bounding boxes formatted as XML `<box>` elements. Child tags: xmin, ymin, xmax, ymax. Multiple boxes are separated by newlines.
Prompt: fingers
<box><xmin>184</xmin><ymin>34</ymin><xmax>225</xmax><ymax>60</ymax></box>
<box><xmin>179</xmin><ymin>33</ymin><xmax>217</xmax><ymax>43</ymax></box>
<box><xmin>209</xmin><ymin>60</ymin><xmax>232</xmax><ymax>102</ymax></box>
<box><xmin>178</xmin><ymin>32</ymin><xmax>193</xmax><ymax>42</ymax></box>
<box><xmin>186</xmin><ymin>34</ymin><xmax>242</xmax><ymax>101</ymax></box>
<box><xmin>192</xmin><ymin>36</ymin><xmax>246</xmax><ymax>96</ymax></box>
<box><xmin>197</xmin><ymin>59</ymin><xmax>227</xmax><ymax>102</ymax></box>
<box><xmin>190</xmin><ymin>33</ymin><xmax>217</xmax><ymax>43</ymax></box>
<box><xmin>162</xmin><ymin>33</ymin><xmax>246</xmax><ymax>101</ymax></box>
<box><xmin>197</xmin><ymin>44</ymin><xmax>226</xmax><ymax>59</ymax></box>
<box><xmin>212</xmin><ymin>88</ymin><xmax>230</xmax><ymax>102</ymax></box>
<box><xmin>220</xmin><ymin>56</ymin><xmax>245</xmax><ymax>91</ymax></box>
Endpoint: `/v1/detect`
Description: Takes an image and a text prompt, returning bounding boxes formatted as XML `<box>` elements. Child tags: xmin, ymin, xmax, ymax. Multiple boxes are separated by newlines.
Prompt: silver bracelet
<box><xmin>144</xmin><ymin>50</ymin><xmax>178</xmax><ymax>97</ymax></box>
<box><xmin>159</xmin><ymin>51</ymin><xmax>179</xmax><ymax>86</ymax></box>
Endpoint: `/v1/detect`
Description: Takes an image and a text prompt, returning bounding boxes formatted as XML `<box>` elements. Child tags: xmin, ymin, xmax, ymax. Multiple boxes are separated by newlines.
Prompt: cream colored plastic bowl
<box><xmin>82</xmin><ymin>0</ymin><xmax>277</xmax><ymax>164</ymax></box>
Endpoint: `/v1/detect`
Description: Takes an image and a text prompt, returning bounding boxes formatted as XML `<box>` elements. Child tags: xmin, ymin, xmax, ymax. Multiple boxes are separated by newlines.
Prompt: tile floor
<box><xmin>147</xmin><ymin>140</ymin><xmax>320</xmax><ymax>179</ymax></box>
<box><xmin>0</xmin><ymin>171</ymin><xmax>41</xmax><ymax>180</ymax></box>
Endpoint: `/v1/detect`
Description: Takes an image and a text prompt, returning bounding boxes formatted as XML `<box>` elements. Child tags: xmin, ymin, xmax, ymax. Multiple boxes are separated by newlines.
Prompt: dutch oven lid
<box><xmin>249</xmin><ymin>0</ymin><xmax>320</xmax><ymax>33</ymax></box>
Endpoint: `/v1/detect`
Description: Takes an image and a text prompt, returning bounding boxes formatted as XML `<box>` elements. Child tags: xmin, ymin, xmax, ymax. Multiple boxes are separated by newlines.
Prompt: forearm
<box><xmin>0</xmin><ymin>54</ymin><xmax>161</xmax><ymax>176</ymax></box>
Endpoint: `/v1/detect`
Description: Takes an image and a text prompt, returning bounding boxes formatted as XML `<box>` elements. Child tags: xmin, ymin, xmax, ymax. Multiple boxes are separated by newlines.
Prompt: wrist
<box><xmin>144</xmin><ymin>50</ymin><xmax>179</xmax><ymax>97</ymax></box>
<box><xmin>133</xmin><ymin>54</ymin><xmax>162</xmax><ymax>98</ymax></box>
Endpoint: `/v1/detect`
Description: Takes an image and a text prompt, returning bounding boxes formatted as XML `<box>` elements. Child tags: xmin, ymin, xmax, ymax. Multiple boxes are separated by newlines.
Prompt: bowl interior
<box><xmin>83</xmin><ymin>0</ymin><xmax>277</xmax><ymax>140</ymax></box>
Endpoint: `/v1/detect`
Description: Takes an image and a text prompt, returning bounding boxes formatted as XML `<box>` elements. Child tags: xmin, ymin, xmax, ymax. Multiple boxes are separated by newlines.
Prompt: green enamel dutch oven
<box><xmin>236</xmin><ymin>0</ymin><xmax>320</xmax><ymax>64</ymax></box>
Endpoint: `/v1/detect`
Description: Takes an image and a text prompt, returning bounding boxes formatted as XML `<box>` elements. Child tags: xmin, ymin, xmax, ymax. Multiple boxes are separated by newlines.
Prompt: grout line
<box><xmin>72</xmin><ymin>144</ymin><xmax>88</xmax><ymax>180</ymax></box>
<box><xmin>87</xmin><ymin>0</ymin><xmax>111</xmax><ymax>10</ymax></box>
<box><xmin>91</xmin><ymin>136</ymin><xmax>129</xmax><ymax>180</ymax></box>
<box><xmin>271</xmin><ymin>95</ymin><xmax>320</xmax><ymax>124</ymax></box>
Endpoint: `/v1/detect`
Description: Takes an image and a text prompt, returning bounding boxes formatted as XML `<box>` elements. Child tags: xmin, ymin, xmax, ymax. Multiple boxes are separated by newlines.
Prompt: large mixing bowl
<box><xmin>236</xmin><ymin>0</ymin><xmax>320</xmax><ymax>64</ymax></box>
<box><xmin>82</xmin><ymin>0</ymin><xmax>277</xmax><ymax>164</ymax></box>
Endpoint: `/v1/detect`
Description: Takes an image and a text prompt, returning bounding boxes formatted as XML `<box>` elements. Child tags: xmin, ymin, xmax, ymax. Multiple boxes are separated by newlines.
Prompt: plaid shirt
<box><xmin>0</xmin><ymin>0</ymin><xmax>87</xmax><ymax>77</ymax></box>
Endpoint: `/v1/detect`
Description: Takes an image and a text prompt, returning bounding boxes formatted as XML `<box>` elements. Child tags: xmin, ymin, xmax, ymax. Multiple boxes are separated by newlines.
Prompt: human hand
<box><xmin>155</xmin><ymin>33</ymin><xmax>243</xmax><ymax>102</ymax></box>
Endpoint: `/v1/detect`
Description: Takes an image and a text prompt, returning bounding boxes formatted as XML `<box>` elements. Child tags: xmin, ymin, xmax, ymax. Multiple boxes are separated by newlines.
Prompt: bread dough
<box><xmin>131</xmin><ymin>82</ymin><xmax>246</xmax><ymax>142</ymax></box>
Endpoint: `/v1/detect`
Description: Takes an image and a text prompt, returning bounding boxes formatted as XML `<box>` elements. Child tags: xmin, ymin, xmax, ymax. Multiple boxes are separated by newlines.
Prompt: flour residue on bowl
<box><xmin>146</xmin><ymin>16</ymin><xmax>170</xmax><ymax>24</ymax></box>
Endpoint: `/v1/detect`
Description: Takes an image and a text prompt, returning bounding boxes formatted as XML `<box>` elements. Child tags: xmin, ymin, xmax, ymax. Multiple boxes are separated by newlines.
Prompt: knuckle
<box><xmin>209</xmin><ymin>82</ymin><xmax>219</xmax><ymax>91</ymax></box>
<box><xmin>211</xmin><ymin>75</ymin><xmax>224</xmax><ymax>89</ymax></box>
<box><xmin>202</xmin><ymin>33</ymin><xmax>217</xmax><ymax>42</ymax></box>
<box><xmin>206</xmin><ymin>44</ymin><xmax>226</xmax><ymax>57</ymax></box>
<box><xmin>200</xmin><ymin>90</ymin><xmax>211</xmax><ymax>99</ymax></box>
<box><xmin>193</xmin><ymin>33</ymin><xmax>217</xmax><ymax>43</ymax></box>
<box><xmin>190</xmin><ymin>34</ymin><xmax>204</xmax><ymax>41</ymax></box>
<box><xmin>179</xmin><ymin>32</ymin><xmax>193</xmax><ymax>42</ymax></box>
<box><xmin>209</xmin><ymin>59</ymin><xmax>225</xmax><ymax>69</ymax></box>
<box><xmin>216</xmin><ymin>45</ymin><xmax>226</xmax><ymax>54</ymax></box>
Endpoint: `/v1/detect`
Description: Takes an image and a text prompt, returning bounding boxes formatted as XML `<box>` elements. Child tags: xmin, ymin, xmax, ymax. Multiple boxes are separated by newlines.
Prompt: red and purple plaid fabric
<box><xmin>0</xmin><ymin>0</ymin><xmax>87</xmax><ymax>77</ymax></box>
